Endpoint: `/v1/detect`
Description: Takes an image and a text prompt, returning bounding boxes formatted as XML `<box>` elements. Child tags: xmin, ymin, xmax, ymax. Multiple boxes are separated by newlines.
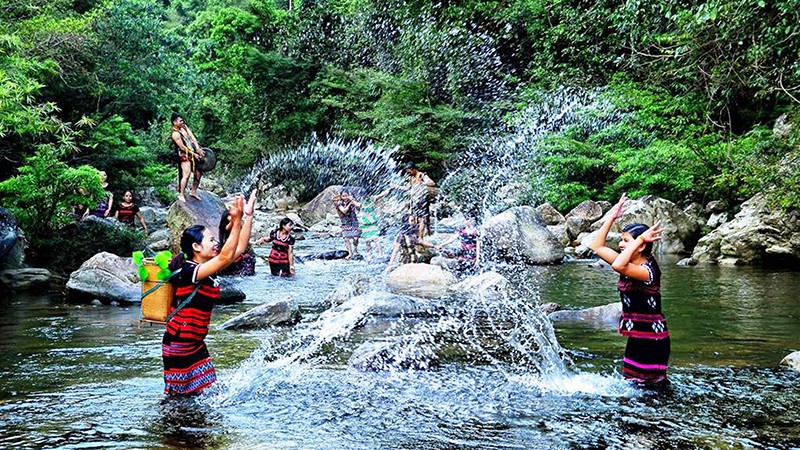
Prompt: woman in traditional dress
<box><xmin>114</xmin><ymin>190</ymin><xmax>148</xmax><ymax>234</ymax></box>
<box><xmin>436</xmin><ymin>215</ymin><xmax>481</xmax><ymax>270</ymax></box>
<box><xmin>162</xmin><ymin>192</ymin><xmax>256</xmax><ymax>396</ymax></box>
<box><xmin>590</xmin><ymin>193</ymin><xmax>670</xmax><ymax>386</ymax></box>
<box><xmin>256</xmin><ymin>218</ymin><xmax>296</xmax><ymax>276</ymax></box>
<box><xmin>335</xmin><ymin>190</ymin><xmax>361</xmax><ymax>259</ymax></box>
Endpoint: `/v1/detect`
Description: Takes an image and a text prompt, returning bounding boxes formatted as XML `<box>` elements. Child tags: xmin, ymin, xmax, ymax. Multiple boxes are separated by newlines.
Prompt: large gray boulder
<box><xmin>548</xmin><ymin>302</ymin><xmax>622</xmax><ymax>328</ymax></box>
<box><xmin>386</xmin><ymin>263</ymin><xmax>456</xmax><ymax>298</ymax></box>
<box><xmin>66</xmin><ymin>252</ymin><xmax>140</xmax><ymax>304</ymax></box>
<box><xmin>482</xmin><ymin>206</ymin><xmax>565</xmax><ymax>265</ymax></box>
<box><xmin>166</xmin><ymin>190</ymin><xmax>226</xmax><ymax>253</ymax></box>
<box><xmin>139</xmin><ymin>206</ymin><xmax>168</xmax><ymax>230</ymax></box>
<box><xmin>299</xmin><ymin>185</ymin><xmax>343</xmax><ymax>226</ymax></box>
<box><xmin>565</xmin><ymin>200</ymin><xmax>604</xmax><ymax>240</ymax></box>
<box><xmin>217</xmin><ymin>297</ymin><xmax>300</xmax><ymax>330</ymax></box>
<box><xmin>536</xmin><ymin>203</ymin><xmax>565</xmax><ymax>226</ymax></box>
<box><xmin>348</xmin><ymin>337</ymin><xmax>439</xmax><ymax>371</ymax></box>
<box><xmin>590</xmin><ymin>195</ymin><xmax>701</xmax><ymax>255</ymax></box>
<box><xmin>691</xmin><ymin>194</ymin><xmax>800</xmax><ymax>265</ymax></box>
<box><xmin>0</xmin><ymin>268</ymin><xmax>51</xmax><ymax>290</ymax></box>
<box><xmin>0</xmin><ymin>208</ymin><xmax>25</xmax><ymax>270</ymax></box>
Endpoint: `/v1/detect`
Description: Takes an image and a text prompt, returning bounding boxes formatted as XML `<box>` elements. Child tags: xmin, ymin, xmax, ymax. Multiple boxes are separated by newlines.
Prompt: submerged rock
<box><xmin>0</xmin><ymin>268</ymin><xmax>51</xmax><ymax>290</ymax></box>
<box><xmin>349</xmin><ymin>337</ymin><xmax>439</xmax><ymax>371</ymax></box>
<box><xmin>450</xmin><ymin>271</ymin><xmax>509</xmax><ymax>301</ymax></box>
<box><xmin>325</xmin><ymin>272</ymin><xmax>370</xmax><ymax>306</ymax></box>
<box><xmin>218</xmin><ymin>297</ymin><xmax>301</xmax><ymax>330</ymax></box>
<box><xmin>386</xmin><ymin>263</ymin><xmax>456</xmax><ymax>298</ymax></box>
<box><xmin>548</xmin><ymin>302</ymin><xmax>622</xmax><ymax>328</ymax></box>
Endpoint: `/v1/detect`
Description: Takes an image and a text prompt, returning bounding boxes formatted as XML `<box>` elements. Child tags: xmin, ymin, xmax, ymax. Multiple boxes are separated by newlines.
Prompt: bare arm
<box><xmin>234</xmin><ymin>190</ymin><xmax>257</xmax><ymax>258</ymax></box>
<box><xmin>104</xmin><ymin>193</ymin><xmax>113</xmax><ymax>217</ymax></box>
<box><xmin>196</xmin><ymin>196</ymin><xmax>244</xmax><ymax>280</ymax></box>
<box><xmin>184</xmin><ymin>126</ymin><xmax>205</xmax><ymax>157</ymax></box>
<box><xmin>421</xmin><ymin>172</ymin><xmax>435</xmax><ymax>187</ymax></box>
<box><xmin>171</xmin><ymin>131</ymin><xmax>195</xmax><ymax>156</ymax></box>
<box><xmin>436</xmin><ymin>233</ymin><xmax>458</xmax><ymax>249</ymax></box>
<box><xmin>590</xmin><ymin>194</ymin><xmax>627</xmax><ymax>264</ymax></box>
<box><xmin>288</xmin><ymin>245</ymin><xmax>295</xmax><ymax>274</ymax></box>
<box><xmin>136</xmin><ymin>211</ymin><xmax>148</xmax><ymax>234</ymax></box>
<box><xmin>611</xmin><ymin>221</ymin><xmax>664</xmax><ymax>281</ymax></box>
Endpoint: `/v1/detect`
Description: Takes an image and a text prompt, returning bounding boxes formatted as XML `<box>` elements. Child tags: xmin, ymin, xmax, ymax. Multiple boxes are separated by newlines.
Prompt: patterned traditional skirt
<box><xmin>162</xmin><ymin>335</ymin><xmax>217</xmax><ymax>396</ymax></box>
<box><xmin>623</xmin><ymin>336</ymin><xmax>670</xmax><ymax>385</ymax></box>
<box><xmin>341</xmin><ymin>222</ymin><xmax>362</xmax><ymax>239</ymax></box>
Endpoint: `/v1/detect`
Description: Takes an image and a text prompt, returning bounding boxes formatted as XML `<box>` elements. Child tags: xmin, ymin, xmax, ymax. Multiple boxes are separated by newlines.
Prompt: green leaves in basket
<box><xmin>138</xmin><ymin>266</ymin><xmax>148</xmax><ymax>282</ymax></box>
<box><xmin>132</xmin><ymin>251</ymin><xmax>144</xmax><ymax>267</ymax></box>
<box><xmin>154</xmin><ymin>250</ymin><xmax>173</xmax><ymax>281</ymax></box>
<box><xmin>153</xmin><ymin>250</ymin><xmax>172</xmax><ymax>269</ymax></box>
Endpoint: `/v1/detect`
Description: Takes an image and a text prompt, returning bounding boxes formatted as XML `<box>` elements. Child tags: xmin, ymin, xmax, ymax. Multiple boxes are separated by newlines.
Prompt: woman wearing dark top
<box><xmin>590</xmin><ymin>193</ymin><xmax>670</xmax><ymax>386</ymax></box>
<box><xmin>162</xmin><ymin>192</ymin><xmax>256</xmax><ymax>396</ymax></box>
<box><xmin>256</xmin><ymin>218</ymin><xmax>295</xmax><ymax>276</ymax></box>
<box><xmin>114</xmin><ymin>190</ymin><xmax>148</xmax><ymax>234</ymax></box>
<box><xmin>217</xmin><ymin>210</ymin><xmax>256</xmax><ymax>276</ymax></box>
<box><xmin>335</xmin><ymin>191</ymin><xmax>361</xmax><ymax>259</ymax></box>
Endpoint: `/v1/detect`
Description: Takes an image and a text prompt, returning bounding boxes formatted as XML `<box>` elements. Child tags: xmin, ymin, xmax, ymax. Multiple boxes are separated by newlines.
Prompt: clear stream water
<box><xmin>1</xmin><ymin>236</ymin><xmax>798</xmax><ymax>450</ymax></box>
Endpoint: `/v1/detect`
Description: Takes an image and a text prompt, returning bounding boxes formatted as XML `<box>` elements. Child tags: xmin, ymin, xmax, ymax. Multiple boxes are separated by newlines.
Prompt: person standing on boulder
<box><xmin>170</xmin><ymin>113</ymin><xmax>205</xmax><ymax>203</ymax></box>
<box><xmin>162</xmin><ymin>191</ymin><xmax>256</xmax><ymax>396</ymax></box>
<box><xmin>590</xmin><ymin>193</ymin><xmax>670</xmax><ymax>386</ymax></box>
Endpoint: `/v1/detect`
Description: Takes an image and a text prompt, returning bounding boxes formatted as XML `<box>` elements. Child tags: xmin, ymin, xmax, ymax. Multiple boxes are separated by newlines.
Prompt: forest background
<box><xmin>1</xmin><ymin>0</ymin><xmax>799</xmax><ymax>269</ymax></box>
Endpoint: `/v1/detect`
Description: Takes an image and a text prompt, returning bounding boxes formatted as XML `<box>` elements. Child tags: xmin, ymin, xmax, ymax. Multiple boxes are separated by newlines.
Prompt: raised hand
<box><xmin>244</xmin><ymin>189</ymin><xmax>257</xmax><ymax>215</ymax></box>
<box><xmin>640</xmin><ymin>220</ymin><xmax>665</xmax><ymax>243</ymax></box>
<box><xmin>609</xmin><ymin>193</ymin><xmax>629</xmax><ymax>220</ymax></box>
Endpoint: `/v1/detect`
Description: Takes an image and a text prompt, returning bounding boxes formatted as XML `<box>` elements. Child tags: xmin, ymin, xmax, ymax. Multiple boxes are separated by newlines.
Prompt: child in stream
<box><xmin>590</xmin><ymin>193</ymin><xmax>670</xmax><ymax>386</ymax></box>
<box><xmin>162</xmin><ymin>191</ymin><xmax>256</xmax><ymax>396</ymax></box>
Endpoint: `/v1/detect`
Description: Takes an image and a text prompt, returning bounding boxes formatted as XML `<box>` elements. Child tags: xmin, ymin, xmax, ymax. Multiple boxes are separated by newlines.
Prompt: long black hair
<box><xmin>218</xmin><ymin>211</ymin><xmax>231</xmax><ymax>247</ymax></box>
<box><xmin>275</xmin><ymin>217</ymin><xmax>293</xmax><ymax>236</ymax></box>
<box><xmin>169</xmin><ymin>225</ymin><xmax>205</xmax><ymax>270</ymax></box>
<box><xmin>623</xmin><ymin>222</ymin><xmax>654</xmax><ymax>257</ymax></box>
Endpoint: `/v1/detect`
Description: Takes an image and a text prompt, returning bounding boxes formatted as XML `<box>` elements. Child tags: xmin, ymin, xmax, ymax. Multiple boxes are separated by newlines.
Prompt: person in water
<box><xmin>256</xmin><ymin>218</ymin><xmax>296</xmax><ymax>276</ymax></box>
<box><xmin>335</xmin><ymin>190</ymin><xmax>361</xmax><ymax>259</ymax></box>
<box><xmin>384</xmin><ymin>213</ymin><xmax>436</xmax><ymax>273</ymax></box>
<box><xmin>162</xmin><ymin>192</ymin><xmax>256</xmax><ymax>396</ymax></box>
<box><xmin>358</xmin><ymin>188</ymin><xmax>390</xmax><ymax>261</ymax></box>
<box><xmin>436</xmin><ymin>215</ymin><xmax>481</xmax><ymax>270</ymax></box>
<box><xmin>170</xmin><ymin>113</ymin><xmax>205</xmax><ymax>203</ymax></box>
<box><xmin>590</xmin><ymin>193</ymin><xmax>670</xmax><ymax>386</ymax></box>
<box><xmin>114</xmin><ymin>190</ymin><xmax>148</xmax><ymax>234</ymax></box>
<box><xmin>392</xmin><ymin>162</ymin><xmax>435</xmax><ymax>239</ymax></box>
<box><xmin>217</xmin><ymin>205</ymin><xmax>258</xmax><ymax>276</ymax></box>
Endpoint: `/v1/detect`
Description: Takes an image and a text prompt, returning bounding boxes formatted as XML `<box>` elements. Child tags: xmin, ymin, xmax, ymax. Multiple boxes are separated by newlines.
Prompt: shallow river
<box><xmin>1</xmin><ymin>237</ymin><xmax>799</xmax><ymax>449</ymax></box>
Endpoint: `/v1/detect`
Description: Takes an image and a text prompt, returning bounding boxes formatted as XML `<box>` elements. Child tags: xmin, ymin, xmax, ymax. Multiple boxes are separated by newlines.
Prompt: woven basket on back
<box><xmin>141</xmin><ymin>259</ymin><xmax>173</xmax><ymax>322</ymax></box>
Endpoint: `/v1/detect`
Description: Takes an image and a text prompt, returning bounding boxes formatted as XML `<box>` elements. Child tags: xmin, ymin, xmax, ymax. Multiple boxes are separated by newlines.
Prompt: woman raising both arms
<box><xmin>590</xmin><ymin>193</ymin><xmax>670</xmax><ymax>386</ymax></box>
<box><xmin>162</xmin><ymin>191</ymin><xmax>257</xmax><ymax>396</ymax></box>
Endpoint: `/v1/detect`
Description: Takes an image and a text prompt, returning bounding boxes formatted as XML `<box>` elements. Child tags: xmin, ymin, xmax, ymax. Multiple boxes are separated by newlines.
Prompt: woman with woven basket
<box><xmin>161</xmin><ymin>191</ymin><xmax>256</xmax><ymax>396</ymax></box>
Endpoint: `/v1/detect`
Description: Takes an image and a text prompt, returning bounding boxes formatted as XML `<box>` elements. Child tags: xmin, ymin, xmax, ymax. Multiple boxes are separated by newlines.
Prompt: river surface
<box><xmin>1</xmin><ymin>237</ymin><xmax>799</xmax><ymax>449</ymax></box>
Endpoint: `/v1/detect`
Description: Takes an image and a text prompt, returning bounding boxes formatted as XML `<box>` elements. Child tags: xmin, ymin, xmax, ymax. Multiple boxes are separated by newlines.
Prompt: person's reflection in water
<box><xmin>155</xmin><ymin>396</ymin><xmax>228</xmax><ymax>449</ymax></box>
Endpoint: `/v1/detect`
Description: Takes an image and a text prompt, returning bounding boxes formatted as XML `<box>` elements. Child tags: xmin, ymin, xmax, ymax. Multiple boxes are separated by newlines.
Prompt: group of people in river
<box><xmin>154</xmin><ymin>112</ymin><xmax>671</xmax><ymax>396</ymax></box>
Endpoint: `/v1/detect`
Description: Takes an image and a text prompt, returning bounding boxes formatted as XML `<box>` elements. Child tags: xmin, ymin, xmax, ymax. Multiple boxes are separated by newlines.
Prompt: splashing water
<box><xmin>239</xmin><ymin>136</ymin><xmax>403</xmax><ymax>199</ymax></box>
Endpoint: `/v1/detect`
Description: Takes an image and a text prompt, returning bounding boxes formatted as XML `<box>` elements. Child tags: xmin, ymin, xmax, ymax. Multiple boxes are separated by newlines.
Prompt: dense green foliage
<box><xmin>1</xmin><ymin>0</ymin><xmax>799</xmax><ymax>267</ymax></box>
